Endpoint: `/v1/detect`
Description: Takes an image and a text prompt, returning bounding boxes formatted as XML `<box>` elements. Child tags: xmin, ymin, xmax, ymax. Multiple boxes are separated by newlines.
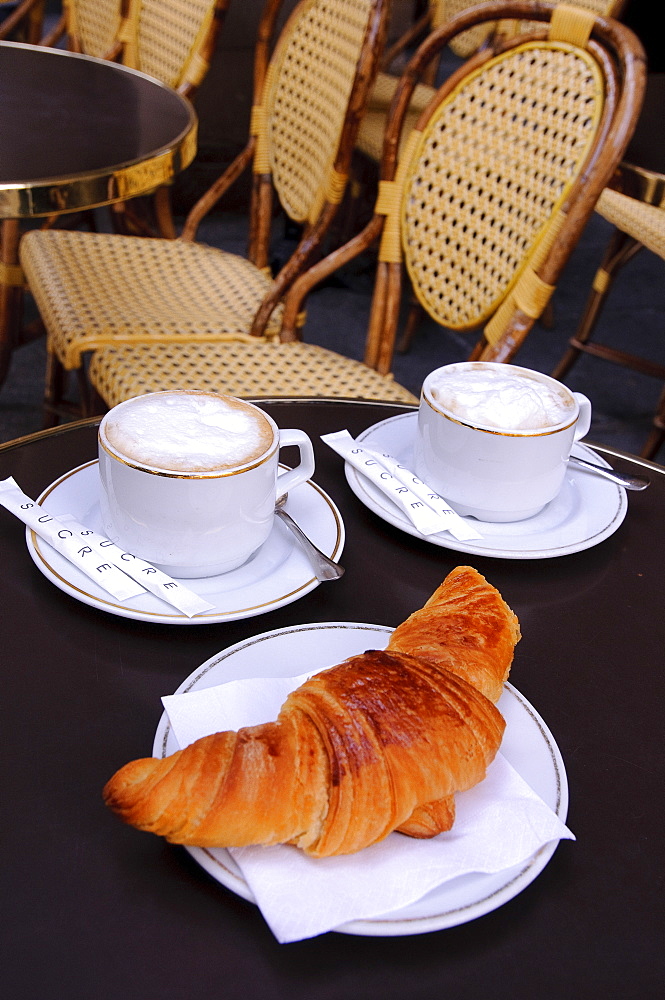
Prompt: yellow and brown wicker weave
<box><xmin>325</xmin><ymin>0</ymin><xmax>645</xmax><ymax>374</ymax></box>
<box><xmin>20</xmin><ymin>0</ymin><xmax>391</xmax><ymax>419</ymax></box>
<box><xmin>88</xmin><ymin>340</ymin><xmax>418</xmax><ymax>407</ymax></box>
<box><xmin>121</xmin><ymin>0</ymin><xmax>227</xmax><ymax>94</ymax></box>
<box><xmin>356</xmin><ymin>1</ymin><xmax>628</xmax><ymax>166</ymax></box>
<box><xmin>39</xmin><ymin>1</ymin><xmax>227</xmax><ymax>90</ymax></box>
<box><xmin>595</xmin><ymin>187</ymin><xmax>665</xmax><ymax>274</ymax></box>
<box><xmin>40</xmin><ymin>0</ymin><xmax>125</xmax><ymax>60</ymax></box>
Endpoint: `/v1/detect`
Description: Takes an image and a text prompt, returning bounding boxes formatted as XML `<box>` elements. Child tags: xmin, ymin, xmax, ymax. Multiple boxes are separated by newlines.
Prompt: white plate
<box><xmin>344</xmin><ymin>412</ymin><xmax>628</xmax><ymax>559</ymax></box>
<box><xmin>26</xmin><ymin>461</ymin><xmax>344</xmax><ymax>624</ymax></box>
<box><xmin>154</xmin><ymin>623</ymin><xmax>569</xmax><ymax>936</ymax></box>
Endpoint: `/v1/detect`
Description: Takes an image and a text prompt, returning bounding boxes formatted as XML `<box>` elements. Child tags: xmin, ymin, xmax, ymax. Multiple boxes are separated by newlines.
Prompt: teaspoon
<box><xmin>275</xmin><ymin>494</ymin><xmax>345</xmax><ymax>581</ymax></box>
<box><xmin>568</xmin><ymin>455</ymin><xmax>651</xmax><ymax>491</ymax></box>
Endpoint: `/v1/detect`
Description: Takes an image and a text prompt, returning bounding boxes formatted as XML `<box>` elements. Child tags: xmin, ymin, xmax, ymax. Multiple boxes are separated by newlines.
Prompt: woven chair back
<box><xmin>259</xmin><ymin>0</ymin><xmax>382</xmax><ymax>225</ymax></box>
<box><xmin>437</xmin><ymin>0</ymin><xmax>626</xmax><ymax>59</ymax></box>
<box><xmin>63</xmin><ymin>0</ymin><xmax>123</xmax><ymax>59</ymax></box>
<box><xmin>363</xmin><ymin>0</ymin><xmax>645</xmax><ymax>370</ymax></box>
<box><xmin>402</xmin><ymin>40</ymin><xmax>603</xmax><ymax>331</ymax></box>
<box><xmin>123</xmin><ymin>0</ymin><xmax>226</xmax><ymax>92</ymax></box>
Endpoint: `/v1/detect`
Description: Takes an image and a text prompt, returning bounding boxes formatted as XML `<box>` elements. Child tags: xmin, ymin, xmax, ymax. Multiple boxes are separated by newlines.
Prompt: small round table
<box><xmin>0</xmin><ymin>39</ymin><xmax>197</xmax><ymax>383</ymax></box>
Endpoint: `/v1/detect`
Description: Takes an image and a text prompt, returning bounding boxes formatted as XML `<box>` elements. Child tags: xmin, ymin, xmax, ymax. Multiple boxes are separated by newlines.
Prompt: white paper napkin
<box><xmin>162</xmin><ymin>672</ymin><xmax>574</xmax><ymax>943</ymax></box>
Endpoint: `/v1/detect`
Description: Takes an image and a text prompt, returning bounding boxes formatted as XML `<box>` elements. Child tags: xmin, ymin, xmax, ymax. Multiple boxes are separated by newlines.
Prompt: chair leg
<box><xmin>77</xmin><ymin>367</ymin><xmax>94</xmax><ymax>417</ymax></box>
<box><xmin>0</xmin><ymin>218</ymin><xmax>22</xmax><ymax>389</ymax></box>
<box><xmin>551</xmin><ymin>227</ymin><xmax>643</xmax><ymax>380</ymax></box>
<box><xmin>43</xmin><ymin>354</ymin><xmax>92</xmax><ymax>425</ymax></box>
<box><xmin>43</xmin><ymin>351</ymin><xmax>66</xmax><ymax>428</ymax></box>
<box><xmin>641</xmin><ymin>384</ymin><xmax>665</xmax><ymax>461</ymax></box>
<box><xmin>89</xmin><ymin>384</ymin><xmax>108</xmax><ymax>417</ymax></box>
<box><xmin>153</xmin><ymin>186</ymin><xmax>177</xmax><ymax>240</ymax></box>
<box><xmin>397</xmin><ymin>295</ymin><xmax>424</xmax><ymax>354</ymax></box>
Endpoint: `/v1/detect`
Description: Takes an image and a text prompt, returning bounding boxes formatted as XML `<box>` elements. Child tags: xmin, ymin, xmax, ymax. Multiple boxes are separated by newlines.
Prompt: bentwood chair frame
<box><xmin>0</xmin><ymin>0</ymin><xmax>45</xmax><ymax>43</ymax></box>
<box><xmin>353</xmin><ymin>0</ymin><xmax>628</xmax><ymax>277</ymax></box>
<box><xmin>278</xmin><ymin>0</ymin><xmax>646</xmax><ymax>376</ymax></box>
<box><xmin>20</xmin><ymin>0</ymin><xmax>392</xmax><ymax>419</ymax></box>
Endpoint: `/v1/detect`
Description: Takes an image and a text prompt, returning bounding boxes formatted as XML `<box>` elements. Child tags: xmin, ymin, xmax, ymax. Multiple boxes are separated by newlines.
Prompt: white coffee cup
<box><xmin>98</xmin><ymin>390</ymin><xmax>316</xmax><ymax>577</ymax></box>
<box><xmin>414</xmin><ymin>362</ymin><xmax>592</xmax><ymax>522</ymax></box>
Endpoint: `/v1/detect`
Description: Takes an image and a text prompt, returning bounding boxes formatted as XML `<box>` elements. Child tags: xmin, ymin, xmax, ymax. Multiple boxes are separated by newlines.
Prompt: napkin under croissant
<box><xmin>104</xmin><ymin>566</ymin><xmax>520</xmax><ymax>857</ymax></box>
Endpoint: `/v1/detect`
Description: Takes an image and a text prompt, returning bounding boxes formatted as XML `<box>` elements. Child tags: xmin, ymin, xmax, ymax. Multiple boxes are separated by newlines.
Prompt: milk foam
<box><xmin>428</xmin><ymin>365</ymin><xmax>574</xmax><ymax>430</ymax></box>
<box><xmin>103</xmin><ymin>392</ymin><xmax>274</xmax><ymax>472</ymax></box>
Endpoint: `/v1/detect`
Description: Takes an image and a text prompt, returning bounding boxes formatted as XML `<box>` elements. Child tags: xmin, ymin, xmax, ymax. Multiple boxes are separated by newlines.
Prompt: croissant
<box><xmin>103</xmin><ymin>566</ymin><xmax>520</xmax><ymax>856</ymax></box>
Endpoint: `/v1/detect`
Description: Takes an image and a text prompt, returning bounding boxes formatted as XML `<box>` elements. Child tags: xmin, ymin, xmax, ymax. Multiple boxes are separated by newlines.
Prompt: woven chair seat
<box><xmin>87</xmin><ymin>340</ymin><xmax>419</xmax><ymax>407</ymax></box>
<box><xmin>20</xmin><ymin>230</ymin><xmax>282</xmax><ymax>371</ymax></box>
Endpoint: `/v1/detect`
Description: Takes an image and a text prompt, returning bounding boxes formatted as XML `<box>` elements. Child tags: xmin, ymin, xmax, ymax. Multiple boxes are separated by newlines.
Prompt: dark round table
<box><xmin>0</xmin><ymin>39</ymin><xmax>197</xmax><ymax>382</ymax></box>
<box><xmin>0</xmin><ymin>40</ymin><xmax>196</xmax><ymax>217</ymax></box>
<box><xmin>0</xmin><ymin>399</ymin><xmax>663</xmax><ymax>999</ymax></box>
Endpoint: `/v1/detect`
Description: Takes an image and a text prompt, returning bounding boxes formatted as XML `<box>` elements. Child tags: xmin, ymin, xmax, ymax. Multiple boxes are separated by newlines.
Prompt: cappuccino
<box><xmin>98</xmin><ymin>391</ymin><xmax>316</xmax><ymax>576</ymax></box>
<box><xmin>427</xmin><ymin>363</ymin><xmax>575</xmax><ymax>432</ymax></box>
<box><xmin>416</xmin><ymin>362</ymin><xmax>592</xmax><ymax>521</ymax></box>
<box><xmin>102</xmin><ymin>391</ymin><xmax>274</xmax><ymax>473</ymax></box>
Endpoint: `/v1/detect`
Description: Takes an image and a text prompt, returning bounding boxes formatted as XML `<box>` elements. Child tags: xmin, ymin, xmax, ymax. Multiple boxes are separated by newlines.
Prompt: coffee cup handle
<box><xmin>573</xmin><ymin>392</ymin><xmax>592</xmax><ymax>441</ymax></box>
<box><xmin>276</xmin><ymin>429</ymin><xmax>316</xmax><ymax>496</ymax></box>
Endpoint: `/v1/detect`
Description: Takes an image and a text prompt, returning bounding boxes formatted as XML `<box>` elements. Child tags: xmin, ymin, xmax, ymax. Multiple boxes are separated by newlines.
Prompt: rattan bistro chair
<box><xmin>39</xmin><ymin>0</ymin><xmax>226</xmax><ymax>90</ymax></box>
<box><xmin>82</xmin><ymin>0</ymin><xmax>644</xmax><ymax>408</ymax></box>
<box><xmin>113</xmin><ymin>0</ymin><xmax>230</xmax><ymax>238</ymax></box>
<box><xmin>357</xmin><ymin>0</ymin><xmax>630</xmax><ymax>353</ymax></box>
<box><xmin>346</xmin><ymin>0</ymin><xmax>645</xmax><ymax>373</ymax></box>
<box><xmin>40</xmin><ymin>0</ymin><xmax>125</xmax><ymax>58</ymax></box>
<box><xmin>356</xmin><ymin>2</ymin><xmax>627</xmax><ymax>164</ymax></box>
<box><xmin>121</xmin><ymin>0</ymin><xmax>227</xmax><ymax>95</ymax></box>
<box><xmin>39</xmin><ymin>1</ymin><xmax>228</xmax><ymax>238</ymax></box>
<box><xmin>20</xmin><ymin>0</ymin><xmax>401</xmax><ymax>418</ymax></box>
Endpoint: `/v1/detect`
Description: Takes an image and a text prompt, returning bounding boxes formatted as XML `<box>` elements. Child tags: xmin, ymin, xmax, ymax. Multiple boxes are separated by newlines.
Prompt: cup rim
<box><xmin>98</xmin><ymin>390</ymin><xmax>279</xmax><ymax>479</ymax></box>
<box><xmin>421</xmin><ymin>362</ymin><xmax>579</xmax><ymax>437</ymax></box>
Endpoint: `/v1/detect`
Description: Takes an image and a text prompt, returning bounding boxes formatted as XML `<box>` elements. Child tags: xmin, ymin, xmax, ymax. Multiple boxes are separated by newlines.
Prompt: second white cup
<box><xmin>414</xmin><ymin>362</ymin><xmax>592</xmax><ymax>522</ymax></box>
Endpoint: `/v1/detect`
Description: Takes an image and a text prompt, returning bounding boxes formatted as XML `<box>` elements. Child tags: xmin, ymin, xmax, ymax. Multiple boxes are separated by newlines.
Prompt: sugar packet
<box><xmin>321</xmin><ymin>430</ymin><xmax>481</xmax><ymax>541</ymax></box>
<box><xmin>0</xmin><ymin>477</ymin><xmax>214</xmax><ymax>617</ymax></box>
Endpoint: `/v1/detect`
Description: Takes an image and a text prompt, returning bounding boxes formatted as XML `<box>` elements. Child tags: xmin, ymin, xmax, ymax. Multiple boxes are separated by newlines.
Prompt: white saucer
<box><xmin>153</xmin><ymin>623</ymin><xmax>569</xmax><ymax>937</ymax></box>
<box><xmin>26</xmin><ymin>461</ymin><xmax>344</xmax><ymax>624</ymax></box>
<box><xmin>345</xmin><ymin>413</ymin><xmax>628</xmax><ymax>559</ymax></box>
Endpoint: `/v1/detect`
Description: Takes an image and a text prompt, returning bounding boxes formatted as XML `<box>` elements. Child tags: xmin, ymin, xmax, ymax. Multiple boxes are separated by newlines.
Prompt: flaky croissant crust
<box><xmin>104</xmin><ymin>566</ymin><xmax>520</xmax><ymax>856</ymax></box>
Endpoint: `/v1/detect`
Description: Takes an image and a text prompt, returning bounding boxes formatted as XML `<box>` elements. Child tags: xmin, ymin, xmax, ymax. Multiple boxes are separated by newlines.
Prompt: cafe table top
<box><xmin>0</xmin><ymin>40</ymin><xmax>196</xmax><ymax>218</ymax></box>
<box><xmin>0</xmin><ymin>399</ymin><xmax>663</xmax><ymax>999</ymax></box>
